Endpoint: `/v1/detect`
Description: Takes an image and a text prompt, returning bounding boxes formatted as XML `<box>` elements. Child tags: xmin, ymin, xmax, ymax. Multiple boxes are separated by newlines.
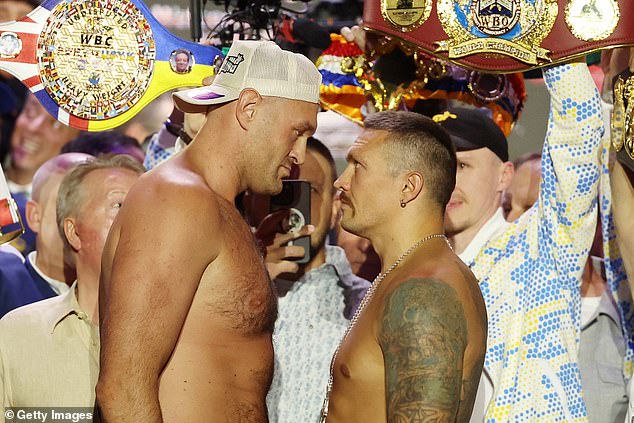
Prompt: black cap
<box><xmin>434</xmin><ymin>107</ymin><xmax>509</xmax><ymax>162</ymax></box>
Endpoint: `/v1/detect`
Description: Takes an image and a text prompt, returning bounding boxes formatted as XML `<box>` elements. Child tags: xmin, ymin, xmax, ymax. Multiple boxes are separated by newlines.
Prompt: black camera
<box><xmin>269</xmin><ymin>179</ymin><xmax>311</xmax><ymax>264</ymax></box>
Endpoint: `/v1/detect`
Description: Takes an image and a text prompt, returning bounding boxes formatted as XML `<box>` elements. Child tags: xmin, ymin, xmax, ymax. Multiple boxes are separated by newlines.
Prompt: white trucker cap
<box><xmin>173</xmin><ymin>40</ymin><xmax>322</xmax><ymax>113</ymax></box>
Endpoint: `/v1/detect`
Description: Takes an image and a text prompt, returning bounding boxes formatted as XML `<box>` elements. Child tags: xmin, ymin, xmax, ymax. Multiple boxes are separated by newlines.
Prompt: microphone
<box><xmin>190</xmin><ymin>0</ymin><xmax>202</xmax><ymax>42</ymax></box>
<box><xmin>279</xmin><ymin>15</ymin><xmax>331</xmax><ymax>51</ymax></box>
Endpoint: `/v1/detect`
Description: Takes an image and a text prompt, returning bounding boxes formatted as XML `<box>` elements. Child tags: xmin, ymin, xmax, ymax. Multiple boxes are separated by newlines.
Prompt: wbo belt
<box><xmin>0</xmin><ymin>0</ymin><xmax>223</xmax><ymax>131</ymax></box>
<box><xmin>363</xmin><ymin>0</ymin><xmax>634</xmax><ymax>73</ymax></box>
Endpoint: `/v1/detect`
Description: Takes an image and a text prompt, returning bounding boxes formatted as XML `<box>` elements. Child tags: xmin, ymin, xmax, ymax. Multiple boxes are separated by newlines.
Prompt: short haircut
<box><xmin>56</xmin><ymin>155</ymin><xmax>145</xmax><ymax>249</ymax></box>
<box><xmin>364</xmin><ymin>110</ymin><xmax>457</xmax><ymax>208</ymax></box>
<box><xmin>61</xmin><ymin>130</ymin><xmax>143</xmax><ymax>159</ymax></box>
<box><xmin>31</xmin><ymin>153</ymin><xmax>93</xmax><ymax>203</ymax></box>
<box><xmin>512</xmin><ymin>151</ymin><xmax>541</xmax><ymax>169</ymax></box>
<box><xmin>307</xmin><ymin>137</ymin><xmax>337</xmax><ymax>190</ymax></box>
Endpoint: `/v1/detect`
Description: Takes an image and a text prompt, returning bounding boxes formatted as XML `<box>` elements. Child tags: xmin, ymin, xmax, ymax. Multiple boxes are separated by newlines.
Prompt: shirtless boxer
<box><xmin>321</xmin><ymin>111</ymin><xmax>487</xmax><ymax>422</ymax></box>
<box><xmin>96</xmin><ymin>40</ymin><xmax>321</xmax><ymax>423</ymax></box>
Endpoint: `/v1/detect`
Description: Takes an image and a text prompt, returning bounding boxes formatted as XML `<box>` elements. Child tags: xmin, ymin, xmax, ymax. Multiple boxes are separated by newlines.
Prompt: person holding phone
<box><xmin>257</xmin><ymin>137</ymin><xmax>370</xmax><ymax>423</ymax></box>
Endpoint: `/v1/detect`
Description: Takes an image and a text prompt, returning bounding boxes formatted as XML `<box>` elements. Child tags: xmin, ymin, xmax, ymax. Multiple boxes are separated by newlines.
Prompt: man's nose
<box><xmin>334</xmin><ymin>166</ymin><xmax>352</xmax><ymax>191</ymax></box>
<box><xmin>23</xmin><ymin>113</ymin><xmax>49</xmax><ymax>133</ymax></box>
<box><xmin>289</xmin><ymin>137</ymin><xmax>307</xmax><ymax>166</ymax></box>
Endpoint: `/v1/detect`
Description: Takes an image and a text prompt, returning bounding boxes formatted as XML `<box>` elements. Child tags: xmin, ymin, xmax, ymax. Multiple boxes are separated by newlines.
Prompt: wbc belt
<box><xmin>0</xmin><ymin>0</ymin><xmax>223</xmax><ymax>131</ymax></box>
<box><xmin>363</xmin><ymin>0</ymin><xmax>634</xmax><ymax>73</ymax></box>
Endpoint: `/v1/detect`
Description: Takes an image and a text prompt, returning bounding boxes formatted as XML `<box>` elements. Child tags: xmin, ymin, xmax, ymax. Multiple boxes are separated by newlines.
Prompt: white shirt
<box><xmin>27</xmin><ymin>252</ymin><xmax>69</xmax><ymax>295</ymax></box>
<box><xmin>458</xmin><ymin>208</ymin><xmax>509</xmax><ymax>265</ymax></box>
<box><xmin>459</xmin><ymin>208</ymin><xmax>508</xmax><ymax>423</ymax></box>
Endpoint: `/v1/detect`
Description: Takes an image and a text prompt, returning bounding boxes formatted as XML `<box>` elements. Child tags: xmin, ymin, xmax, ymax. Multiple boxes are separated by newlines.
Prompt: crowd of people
<box><xmin>1</xmin><ymin>0</ymin><xmax>634</xmax><ymax>422</ymax></box>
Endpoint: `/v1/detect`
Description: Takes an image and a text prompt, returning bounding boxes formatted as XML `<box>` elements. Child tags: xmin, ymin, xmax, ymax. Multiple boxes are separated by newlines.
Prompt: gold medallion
<box><xmin>37</xmin><ymin>0</ymin><xmax>156</xmax><ymax>120</ymax></box>
<box><xmin>565</xmin><ymin>0</ymin><xmax>620</xmax><ymax>42</ymax></box>
<box><xmin>381</xmin><ymin>0</ymin><xmax>432</xmax><ymax>32</ymax></box>
<box><xmin>435</xmin><ymin>0</ymin><xmax>557</xmax><ymax>65</ymax></box>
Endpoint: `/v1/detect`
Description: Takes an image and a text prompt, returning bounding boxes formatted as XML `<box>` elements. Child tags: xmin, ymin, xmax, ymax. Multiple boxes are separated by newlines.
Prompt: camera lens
<box><xmin>287</xmin><ymin>208</ymin><xmax>305</xmax><ymax>233</ymax></box>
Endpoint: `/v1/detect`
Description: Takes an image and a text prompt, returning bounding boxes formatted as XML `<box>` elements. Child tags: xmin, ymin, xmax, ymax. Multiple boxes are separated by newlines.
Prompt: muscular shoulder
<box><xmin>380</xmin><ymin>278</ymin><xmax>467</xmax><ymax>341</ymax></box>
<box><xmin>378</xmin><ymin>278</ymin><xmax>469</xmax><ymax>418</ymax></box>
<box><xmin>122</xmin><ymin>163</ymin><xmax>224</xmax><ymax>231</ymax></box>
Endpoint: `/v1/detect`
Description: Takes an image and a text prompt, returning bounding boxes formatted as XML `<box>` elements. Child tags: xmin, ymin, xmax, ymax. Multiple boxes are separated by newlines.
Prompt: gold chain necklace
<box><xmin>318</xmin><ymin>233</ymin><xmax>450</xmax><ymax>422</ymax></box>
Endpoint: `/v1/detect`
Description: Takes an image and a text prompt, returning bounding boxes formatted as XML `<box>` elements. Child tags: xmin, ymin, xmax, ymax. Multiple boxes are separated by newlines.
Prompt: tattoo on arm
<box><xmin>379</xmin><ymin>278</ymin><xmax>468</xmax><ymax>423</ymax></box>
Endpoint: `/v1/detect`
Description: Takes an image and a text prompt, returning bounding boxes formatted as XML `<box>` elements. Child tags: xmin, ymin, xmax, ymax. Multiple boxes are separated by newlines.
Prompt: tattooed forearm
<box><xmin>378</xmin><ymin>278</ymin><xmax>467</xmax><ymax>423</ymax></box>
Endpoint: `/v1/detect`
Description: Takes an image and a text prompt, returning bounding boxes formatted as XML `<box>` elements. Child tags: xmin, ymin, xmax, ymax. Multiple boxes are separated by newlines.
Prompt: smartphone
<box><xmin>269</xmin><ymin>179</ymin><xmax>311</xmax><ymax>264</ymax></box>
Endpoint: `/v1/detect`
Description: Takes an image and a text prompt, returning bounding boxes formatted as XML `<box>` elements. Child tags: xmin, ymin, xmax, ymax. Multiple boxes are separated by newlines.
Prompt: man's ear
<box><xmin>63</xmin><ymin>218</ymin><xmax>81</xmax><ymax>252</ymax></box>
<box><xmin>25</xmin><ymin>200</ymin><xmax>41</xmax><ymax>234</ymax></box>
<box><xmin>497</xmin><ymin>161</ymin><xmax>515</xmax><ymax>193</ymax></box>
<box><xmin>235</xmin><ymin>88</ymin><xmax>262</xmax><ymax>130</ymax></box>
<box><xmin>400</xmin><ymin>171</ymin><xmax>424</xmax><ymax>206</ymax></box>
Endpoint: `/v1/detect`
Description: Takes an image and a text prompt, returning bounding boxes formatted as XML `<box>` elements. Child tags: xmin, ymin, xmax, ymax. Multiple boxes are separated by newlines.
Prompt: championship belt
<box><xmin>363</xmin><ymin>0</ymin><xmax>633</xmax><ymax>73</ymax></box>
<box><xmin>612</xmin><ymin>67</ymin><xmax>634</xmax><ymax>173</ymax></box>
<box><xmin>0</xmin><ymin>0</ymin><xmax>223</xmax><ymax>131</ymax></box>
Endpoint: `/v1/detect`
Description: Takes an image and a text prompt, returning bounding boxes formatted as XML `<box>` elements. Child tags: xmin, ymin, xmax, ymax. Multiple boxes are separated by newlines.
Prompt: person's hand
<box><xmin>341</xmin><ymin>25</ymin><xmax>367</xmax><ymax>52</ymax></box>
<box><xmin>600</xmin><ymin>47</ymin><xmax>634</xmax><ymax>99</ymax></box>
<box><xmin>254</xmin><ymin>210</ymin><xmax>314</xmax><ymax>279</ymax></box>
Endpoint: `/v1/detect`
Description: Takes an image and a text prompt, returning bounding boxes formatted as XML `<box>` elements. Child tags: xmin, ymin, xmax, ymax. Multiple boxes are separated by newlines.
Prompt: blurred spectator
<box><xmin>143</xmin><ymin>109</ymin><xmax>207</xmax><ymax>171</ymax></box>
<box><xmin>310</xmin><ymin>111</ymin><xmax>381</xmax><ymax>280</ymax></box>
<box><xmin>262</xmin><ymin>138</ymin><xmax>369</xmax><ymax>422</ymax></box>
<box><xmin>119</xmin><ymin>92</ymin><xmax>174</xmax><ymax>147</ymax></box>
<box><xmin>578</xmin><ymin>220</ymin><xmax>628</xmax><ymax>423</ymax></box>
<box><xmin>0</xmin><ymin>155</ymin><xmax>143</xmax><ymax>414</ymax></box>
<box><xmin>5</xmin><ymin>94</ymin><xmax>78</xmax><ymax>190</ymax></box>
<box><xmin>502</xmin><ymin>152</ymin><xmax>541</xmax><ymax>221</ymax></box>
<box><xmin>0</xmin><ymin>153</ymin><xmax>92</xmax><ymax>317</ymax></box>
<box><xmin>334</xmin><ymin>226</ymin><xmax>380</xmax><ymax>281</ymax></box>
<box><xmin>4</xmin><ymin>93</ymin><xmax>79</xmax><ymax>254</ymax></box>
<box><xmin>0</xmin><ymin>0</ymin><xmax>40</xmax><ymax>164</ymax></box>
<box><xmin>0</xmin><ymin>0</ymin><xmax>37</xmax><ymax>22</ymax></box>
<box><xmin>61</xmin><ymin>131</ymin><xmax>145</xmax><ymax>164</ymax></box>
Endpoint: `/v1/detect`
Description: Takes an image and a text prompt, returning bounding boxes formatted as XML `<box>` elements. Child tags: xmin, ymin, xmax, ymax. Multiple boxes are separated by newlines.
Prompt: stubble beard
<box><xmin>444</xmin><ymin>210</ymin><xmax>469</xmax><ymax>238</ymax></box>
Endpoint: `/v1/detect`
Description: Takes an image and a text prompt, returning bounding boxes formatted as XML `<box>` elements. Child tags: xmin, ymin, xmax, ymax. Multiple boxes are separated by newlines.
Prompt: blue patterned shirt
<box><xmin>471</xmin><ymin>63</ymin><xmax>603</xmax><ymax>422</ymax></box>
